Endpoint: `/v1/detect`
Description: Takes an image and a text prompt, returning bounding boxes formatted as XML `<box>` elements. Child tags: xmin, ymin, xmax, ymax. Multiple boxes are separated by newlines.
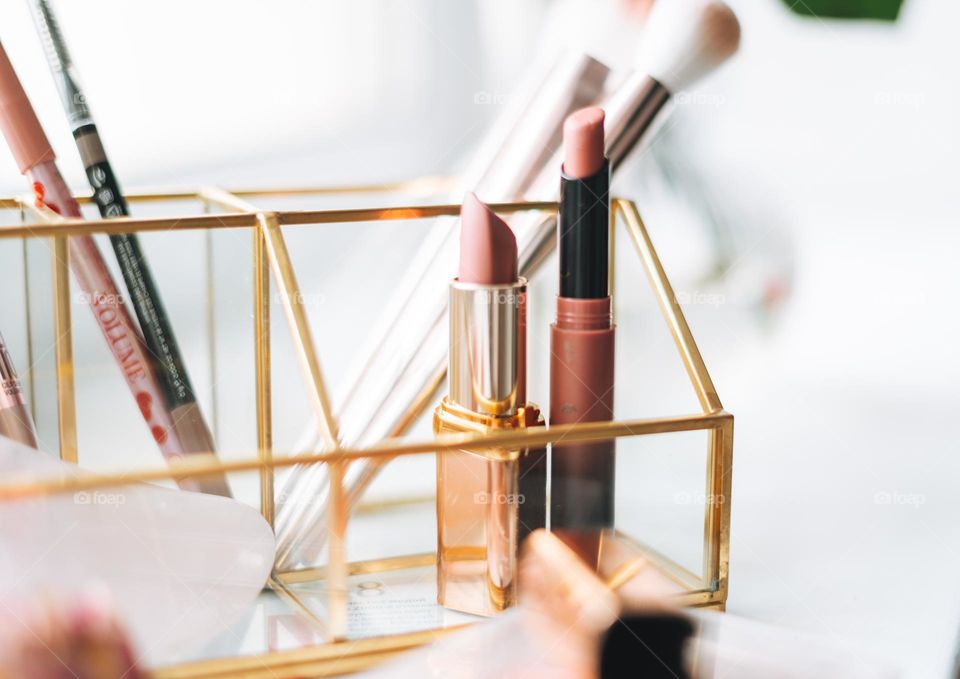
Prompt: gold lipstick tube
<box><xmin>435</xmin><ymin>278</ymin><xmax>544</xmax><ymax>616</ymax></box>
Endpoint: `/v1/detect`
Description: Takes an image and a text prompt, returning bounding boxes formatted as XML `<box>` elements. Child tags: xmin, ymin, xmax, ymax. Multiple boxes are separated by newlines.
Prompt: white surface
<box><xmin>0</xmin><ymin>1</ymin><xmax>957</xmax><ymax>677</ymax></box>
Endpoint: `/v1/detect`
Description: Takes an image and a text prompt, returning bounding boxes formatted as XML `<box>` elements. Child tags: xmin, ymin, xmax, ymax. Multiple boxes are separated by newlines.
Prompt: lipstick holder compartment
<box><xmin>0</xmin><ymin>180</ymin><xmax>733</xmax><ymax>677</ymax></box>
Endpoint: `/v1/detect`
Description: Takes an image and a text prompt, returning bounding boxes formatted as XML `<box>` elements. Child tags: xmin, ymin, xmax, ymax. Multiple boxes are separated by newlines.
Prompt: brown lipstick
<box><xmin>435</xmin><ymin>193</ymin><xmax>544</xmax><ymax>616</ymax></box>
<box><xmin>550</xmin><ymin>107</ymin><xmax>615</xmax><ymax>568</ymax></box>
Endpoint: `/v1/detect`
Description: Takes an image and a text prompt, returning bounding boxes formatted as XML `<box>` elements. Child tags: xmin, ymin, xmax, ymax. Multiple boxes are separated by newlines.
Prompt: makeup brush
<box><xmin>275</xmin><ymin>1</ymin><xmax>741</xmax><ymax>570</ymax></box>
<box><xmin>605</xmin><ymin>0</ymin><xmax>741</xmax><ymax>167</ymax></box>
<box><xmin>516</xmin><ymin>0</ymin><xmax>740</xmax><ymax>275</ymax></box>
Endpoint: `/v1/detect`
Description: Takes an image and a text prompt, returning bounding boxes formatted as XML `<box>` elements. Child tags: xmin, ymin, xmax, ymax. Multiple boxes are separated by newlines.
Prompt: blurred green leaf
<box><xmin>782</xmin><ymin>0</ymin><xmax>904</xmax><ymax>21</ymax></box>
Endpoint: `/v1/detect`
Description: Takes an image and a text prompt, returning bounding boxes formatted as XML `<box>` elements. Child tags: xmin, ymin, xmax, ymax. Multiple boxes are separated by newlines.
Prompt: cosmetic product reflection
<box><xmin>0</xmin><ymin>332</ymin><xmax>38</xmax><ymax>449</ymax></box>
<box><xmin>435</xmin><ymin>193</ymin><xmax>545</xmax><ymax>616</ymax></box>
<box><xmin>551</xmin><ymin>107</ymin><xmax>615</xmax><ymax>569</ymax></box>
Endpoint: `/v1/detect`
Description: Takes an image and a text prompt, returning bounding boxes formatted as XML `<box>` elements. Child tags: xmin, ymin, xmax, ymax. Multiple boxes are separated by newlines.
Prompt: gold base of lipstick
<box><xmin>435</xmin><ymin>397</ymin><xmax>543</xmax><ymax>617</ymax></box>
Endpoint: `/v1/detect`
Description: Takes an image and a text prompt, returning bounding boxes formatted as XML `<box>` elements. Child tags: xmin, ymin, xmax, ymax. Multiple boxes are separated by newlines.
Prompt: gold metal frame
<box><xmin>0</xmin><ymin>182</ymin><xmax>733</xmax><ymax>678</ymax></box>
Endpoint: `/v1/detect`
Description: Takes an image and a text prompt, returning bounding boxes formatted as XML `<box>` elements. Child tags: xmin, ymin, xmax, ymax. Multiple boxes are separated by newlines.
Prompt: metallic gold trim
<box><xmin>21</xmin><ymin>236</ymin><xmax>36</xmax><ymax>424</ymax></box>
<box><xmin>255</xmin><ymin>210</ymin><xmax>345</xmax><ymax>639</ymax></box>
<box><xmin>112</xmin><ymin>176</ymin><xmax>456</xmax><ymax>207</ymax></box>
<box><xmin>154</xmin><ymin>625</ymin><xmax>466</xmax><ymax>679</ymax></box>
<box><xmin>213</xmin><ymin>190</ymin><xmax>279</xmax><ymax>527</ymax></box>
<box><xmin>609</xmin><ymin>200</ymin><xmax>616</xmax><ymax>323</ymax></box>
<box><xmin>267</xmin><ymin>574</ymin><xmax>329</xmax><ymax>640</ymax></box>
<box><xmin>616</xmin><ymin>199</ymin><xmax>723</xmax><ymax>414</ymax></box>
<box><xmin>202</xmin><ymin>203</ymin><xmax>220</xmax><ymax>443</ymax></box>
<box><xmin>713</xmin><ymin>418</ymin><xmax>734</xmax><ymax>597</ymax></box>
<box><xmin>0</xmin><ymin>412</ymin><xmax>728</xmax><ymax>500</ymax></box>
<box><xmin>605</xmin><ymin>557</ymin><xmax>648</xmax><ymax>591</ymax></box>
<box><xmin>197</xmin><ymin>186</ymin><xmax>256</xmax><ymax>214</ymax></box>
<box><xmin>448</xmin><ymin>279</ymin><xmax>526</xmax><ymax>416</ymax></box>
<box><xmin>52</xmin><ymin>235</ymin><xmax>76</xmax><ymax>462</ymax></box>
<box><xmin>0</xmin><ymin>189</ymin><xmax>732</xmax><ymax>676</ymax></box>
<box><xmin>355</xmin><ymin>494</ymin><xmax>434</xmax><ymax>516</ymax></box>
<box><xmin>0</xmin><ymin>202</ymin><xmax>560</xmax><ymax>240</ymax></box>
<box><xmin>2</xmin><ymin>176</ymin><xmax>455</xmax><ymax>211</ymax></box>
<box><xmin>612</xmin><ymin>531</ymin><xmax>705</xmax><ymax>593</ymax></box>
<box><xmin>277</xmin><ymin>553</ymin><xmax>436</xmax><ymax>585</ymax></box>
<box><xmin>388</xmin><ymin>362</ymin><xmax>447</xmax><ymax>439</ymax></box>
<box><xmin>327</xmin><ymin>458</ymin><xmax>348</xmax><ymax>641</ymax></box>
<box><xmin>258</xmin><ymin>211</ymin><xmax>338</xmax><ymax>450</ymax></box>
<box><xmin>253</xmin><ymin>219</ymin><xmax>273</xmax><ymax>528</ymax></box>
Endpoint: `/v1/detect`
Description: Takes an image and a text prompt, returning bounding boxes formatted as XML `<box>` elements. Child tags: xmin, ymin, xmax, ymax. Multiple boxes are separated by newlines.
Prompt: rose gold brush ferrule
<box><xmin>435</xmin><ymin>277</ymin><xmax>544</xmax><ymax>616</ymax></box>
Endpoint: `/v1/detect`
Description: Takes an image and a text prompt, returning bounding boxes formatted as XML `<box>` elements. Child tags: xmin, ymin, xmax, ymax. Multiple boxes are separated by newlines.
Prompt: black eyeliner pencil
<box><xmin>28</xmin><ymin>0</ymin><xmax>230</xmax><ymax>497</ymax></box>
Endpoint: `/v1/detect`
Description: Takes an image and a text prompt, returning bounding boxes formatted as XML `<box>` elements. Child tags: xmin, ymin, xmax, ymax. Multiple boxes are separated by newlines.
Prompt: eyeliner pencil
<box><xmin>27</xmin><ymin>0</ymin><xmax>230</xmax><ymax>497</ymax></box>
<box><xmin>0</xmin><ymin>41</ymin><xmax>190</xmax><ymax>479</ymax></box>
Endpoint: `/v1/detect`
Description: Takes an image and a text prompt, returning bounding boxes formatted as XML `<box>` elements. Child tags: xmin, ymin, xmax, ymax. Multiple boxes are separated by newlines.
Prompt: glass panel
<box><xmin>162</xmin><ymin>590</ymin><xmax>328</xmax><ymax>664</ymax></box>
<box><xmin>0</xmin><ymin>192</ymin><xmax>724</xmax><ymax>673</ymax></box>
<box><xmin>614</xmin><ymin>429</ymin><xmax>710</xmax><ymax>585</ymax></box>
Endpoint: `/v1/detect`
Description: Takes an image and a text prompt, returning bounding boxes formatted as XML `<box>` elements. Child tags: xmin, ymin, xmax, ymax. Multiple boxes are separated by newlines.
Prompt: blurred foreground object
<box><xmin>0</xmin><ymin>436</ymin><xmax>274</xmax><ymax>664</ymax></box>
<box><xmin>361</xmin><ymin>530</ymin><xmax>684</xmax><ymax>678</ymax></box>
<box><xmin>361</xmin><ymin>531</ymin><xmax>897</xmax><ymax>678</ymax></box>
<box><xmin>0</xmin><ymin>592</ymin><xmax>150</xmax><ymax>679</ymax></box>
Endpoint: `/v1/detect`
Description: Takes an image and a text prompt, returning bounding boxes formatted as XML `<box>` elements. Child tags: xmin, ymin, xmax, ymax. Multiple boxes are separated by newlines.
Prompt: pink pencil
<box><xmin>0</xmin><ymin>42</ymin><xmax>227</xmax><ymax>495</ymax></box>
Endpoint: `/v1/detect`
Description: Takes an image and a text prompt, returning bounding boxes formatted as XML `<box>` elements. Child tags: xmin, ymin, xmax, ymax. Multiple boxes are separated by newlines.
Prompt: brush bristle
<box><xmin>635</xmin><ymin>0</ymin><xmax>741</xmax><ymax>93</ymax></box>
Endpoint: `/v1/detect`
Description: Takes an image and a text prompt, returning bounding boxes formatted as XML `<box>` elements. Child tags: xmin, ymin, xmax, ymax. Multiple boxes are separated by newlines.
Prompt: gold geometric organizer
<box><xmin>0</xmin><ymin>181</ymin><xmax>733</xmax><ymax>678</ymax></box>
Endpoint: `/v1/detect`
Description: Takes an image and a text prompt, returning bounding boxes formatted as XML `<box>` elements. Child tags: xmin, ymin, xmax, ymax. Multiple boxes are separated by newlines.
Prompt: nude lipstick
<box><xmin>550</xmin><ymin>107</ymin><xmax>615</xmax><ymax>568</ymax></box>
<box><xmin>435</xmin><ymin>193</ymin><xmax>544</xmax><ymax>617</ymax></box>
<box><xmin>0</xmin><ymin>331</ymin><xmax>38</xmax><ymax>448</ymax></box>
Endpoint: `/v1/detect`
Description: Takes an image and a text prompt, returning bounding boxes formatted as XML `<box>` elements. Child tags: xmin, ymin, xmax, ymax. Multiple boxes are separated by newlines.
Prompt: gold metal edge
<box><xmin>257</xmin><ymin>213</ymin><xmax>339</xmax><ymax>448</ymax></box>
<box><xmin>66</xmin><ymin>175</ymin><xmax>456</xmax><ymax>208</ymax></box>
<box><xmin>253</xmin><ymin>216</ymin><xmax>274</xmax><ymax>528</ymax></box>
<box><xmin>1</xmin><ymin>192</ymin><xmax>732</xmax><ymax>672</ymax></box>
<box><xmin>154</xmin><ymin>625</ymin><xmax>465</xmax><ymax>679</ymax></box>
<box><xmin>256</xmin><ymin>211</ymin><xmax>346</xmax><ymax>639</ymax></box>
<box><xmin>276</xmin><ymin>553</ymin><xmax>436</xmax><ymax>585</ymax></box>
<box><xmin>354</xmin><ymin>494</ymin><xmax>434</xmax><ymax>516</ymax></box>
<box><xmin>51</xmin><ymin>236</ymin><xmax>76</xmax><ymax>463</ymax></box>
<box><xmin>267</xmin><ymin>574</ymin><xmax>330</xmax><ymax>641</ymax></box>
<box><xmin>612</xmin><ymin>531</ymin><xmax>706</xmax><ymax>593</ymax></box>
<box><xmin>0</xmin><ymin>202</ymin><xmax>560</xmax><ymax>239</ymax></box>
<box><xmin>616</xmin><ymin>199</ymin><xmax>723</xmax><ymax>414</ymax></box>
<box><xmin>0</xmin><ymin>413</ymin><xmax>726</xmax><ymax>500</ymax></box>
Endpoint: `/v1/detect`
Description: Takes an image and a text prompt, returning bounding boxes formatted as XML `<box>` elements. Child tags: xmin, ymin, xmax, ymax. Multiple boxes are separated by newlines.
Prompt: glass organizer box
<box><xmin>0</xmin><ymin>180</ymin><xmax>732</xmax><ymax>678</ymax></box>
